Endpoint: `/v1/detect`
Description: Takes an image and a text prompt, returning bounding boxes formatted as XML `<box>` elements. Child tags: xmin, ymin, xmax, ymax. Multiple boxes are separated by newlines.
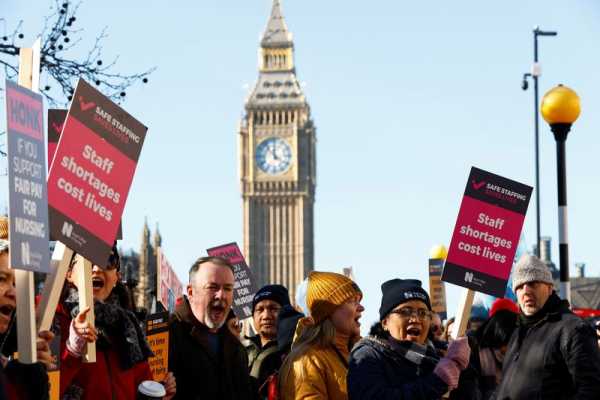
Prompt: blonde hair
<box><xmin>279</xmin><ymin>318</ymin><xmax>337</xmax><ymax>394</ymax></box>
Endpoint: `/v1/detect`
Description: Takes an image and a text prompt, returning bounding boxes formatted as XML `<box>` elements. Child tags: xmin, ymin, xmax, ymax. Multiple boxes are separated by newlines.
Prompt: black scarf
<box><xmin>386</xmin><ymin>335</ymin><xmax>440</xmax><ymax>371</ymax></box>
<box><xmin>518</xmin><ymin>291</ymin><xmax>563</xmax><ymax>328</ymax></box>
<box><xmin>63</xmin><ymin>287</ymin><xmax>153</xmax><ymax>370</ymax></box>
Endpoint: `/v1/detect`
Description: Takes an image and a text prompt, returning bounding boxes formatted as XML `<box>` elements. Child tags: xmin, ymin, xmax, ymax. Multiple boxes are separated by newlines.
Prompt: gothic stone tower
<box><xmin>239</xmin><ymin>0</ymin><xmax>316</xmax><ymax>299</ymax></box>
<box><xmin>134</xmin><ymin>219</ymin><xmax>160</xmax><ymax>311</ymax></box>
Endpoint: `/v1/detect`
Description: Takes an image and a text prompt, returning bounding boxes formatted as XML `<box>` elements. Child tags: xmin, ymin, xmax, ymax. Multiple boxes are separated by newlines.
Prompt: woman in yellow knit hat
<box><xmin>279</xmin><ymin>271</ymin><xmax>364</xmax><ymax>400</ymax></box>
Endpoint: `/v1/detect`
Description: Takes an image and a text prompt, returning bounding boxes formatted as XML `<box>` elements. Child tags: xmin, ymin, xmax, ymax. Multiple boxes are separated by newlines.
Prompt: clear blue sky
<box><xmin>3</xmin><ymin>0</ymin><xmax>600</xmax><ymax>330</ymax></box>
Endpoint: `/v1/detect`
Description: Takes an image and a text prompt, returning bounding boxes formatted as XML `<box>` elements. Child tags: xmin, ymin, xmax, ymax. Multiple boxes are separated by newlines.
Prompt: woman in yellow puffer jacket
<box><xmin>279</xmin><ymin>271</ymin><xmax>364</xmax><ymax>400</ymax></box>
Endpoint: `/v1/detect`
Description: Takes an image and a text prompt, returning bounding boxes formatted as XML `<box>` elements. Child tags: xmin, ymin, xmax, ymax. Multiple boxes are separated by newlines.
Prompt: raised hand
<box><xmin>66</xmin><ymin>306</ymin><xmax>98</xmax><ymax>357</ymax></box>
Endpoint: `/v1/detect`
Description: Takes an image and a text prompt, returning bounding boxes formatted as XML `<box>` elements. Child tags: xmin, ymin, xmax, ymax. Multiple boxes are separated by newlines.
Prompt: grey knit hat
<box><xmin>512</xmin><ymin>254</ymin><xmax>553</xmax><ymax>290</ymax></box>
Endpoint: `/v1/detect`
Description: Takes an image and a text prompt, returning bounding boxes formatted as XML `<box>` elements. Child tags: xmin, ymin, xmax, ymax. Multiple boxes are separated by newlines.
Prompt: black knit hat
<box><xmin>252</xmin><ymin>284</ymin><xmax>291</xmax><ymax>312</ymax></box>
<box><xmin>379</xmin><ymin>279</ymin><xmax>431</xmax><ymax>320</ymax></box>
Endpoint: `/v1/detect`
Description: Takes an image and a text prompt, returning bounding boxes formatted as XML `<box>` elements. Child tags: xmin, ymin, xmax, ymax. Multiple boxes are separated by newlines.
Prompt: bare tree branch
<box><xmin>1</xmin><ymin>1</ymin><xmax>155</xmax><ymax>106</ymax></box>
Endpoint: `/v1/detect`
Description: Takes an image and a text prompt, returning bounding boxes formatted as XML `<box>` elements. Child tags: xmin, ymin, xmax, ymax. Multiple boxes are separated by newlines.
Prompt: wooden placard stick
<box><xmin>13</xmin><ymin>40</ymin><xmax>39</xmax><ymax>364</ymax></box>
<box><xmin>450</xmin><ymin>288</ymin><xmax>475</xmax><ymax>339</ymax></box>
<box><xmin>74</xmin><ymin>256</ymin><xmax>96</xmax><ymax>362</ymax></box>
<box><xmin>36</xmin><ymin>242</ymin><xmax>74</xmax><ymax>332</ymax></box>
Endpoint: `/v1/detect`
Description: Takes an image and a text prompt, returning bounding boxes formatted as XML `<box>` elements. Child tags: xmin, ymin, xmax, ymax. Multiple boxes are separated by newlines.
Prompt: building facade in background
<box><xmin>536</xmin><ymin>236</ymin><xmax>600</xmax><ymax>310</ymax></box>
<box><xmin>120</xmin><ymin>219</ymin><xmax>162</xmax><ymax>312</ymax></box>
<box><xmin>239</xmin><ymin>0</ymin><xmax>316</xmax><ymax>298</ymax></box>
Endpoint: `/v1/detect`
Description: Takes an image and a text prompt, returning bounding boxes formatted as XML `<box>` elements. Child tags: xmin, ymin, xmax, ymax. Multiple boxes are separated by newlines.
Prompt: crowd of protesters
<box><xmin>1</xmin><ymin>215</ymin><xmax>600</xmax><ymax>399</ymax></box>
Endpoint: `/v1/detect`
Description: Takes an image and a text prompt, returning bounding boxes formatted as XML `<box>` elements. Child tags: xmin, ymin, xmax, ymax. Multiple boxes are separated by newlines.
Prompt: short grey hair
<box><xmin>188</xmin><ymin>256</ymin><xmax>234</xmax><ymax>284</ymax></box>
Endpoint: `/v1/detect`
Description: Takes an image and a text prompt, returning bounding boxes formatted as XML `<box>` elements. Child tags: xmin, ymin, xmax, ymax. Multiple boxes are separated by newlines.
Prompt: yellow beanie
<box><xmin>306</xmin><ymin>271</ymin><xmax>361</xmax><ymax>323</ymax></box>
<box><xmin>0</xmin><ymin>216</ymin><xmax>8</xmax><ymax>240</ymax></box>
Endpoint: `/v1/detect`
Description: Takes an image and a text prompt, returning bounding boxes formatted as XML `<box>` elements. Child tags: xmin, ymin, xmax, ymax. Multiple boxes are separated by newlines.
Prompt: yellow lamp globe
<box><xmin>429</xmin><ymin>244</ymin><xmax>448</xmax><ymax>260</ymax></box>
<box><xmin>541</xmin><ymin>84</ymin><xmax>581</xmax><ymax>125</ymax></box>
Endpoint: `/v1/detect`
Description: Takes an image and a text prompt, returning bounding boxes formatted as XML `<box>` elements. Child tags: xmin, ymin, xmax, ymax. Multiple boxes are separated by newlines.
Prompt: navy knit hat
<box><xmin>252</xmin><ymin>284</ymin><xmax>291</xmax><ymax>312</ymax></box>
<box><xmin>276</xmin><ymin>305</ymin><xmax>304</xmax><ymax>353</ymax></box>
<box><xmin>379</xmin><ymin>279</ymin><xmax>431</xmax><ymax>320</ymax></box>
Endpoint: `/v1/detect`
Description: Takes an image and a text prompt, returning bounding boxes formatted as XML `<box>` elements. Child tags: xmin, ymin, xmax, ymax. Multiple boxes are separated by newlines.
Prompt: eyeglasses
<box><xmin>389</xmin><ymin>307</ymin><xmax>432</xmax><ymax>321</ymax></box>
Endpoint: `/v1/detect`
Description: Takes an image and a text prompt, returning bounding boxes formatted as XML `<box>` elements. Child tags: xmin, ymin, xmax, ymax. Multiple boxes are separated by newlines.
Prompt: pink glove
<box><xmin>445</xmin><ymin>336</ymin><xmax>471</xmax><ymax>369</ymax></box>
<box><xmin>66</xmin><ymin>319</ymin><xmax>87</xmax><ymax>357</ymax></box>
<box><xmin>433</xmin><ymin>337</ymin><xmax>471</xmax><ymax>389</ymax></box>
<box><xmin>433</xmin><ymin>358</ymin><xmax>461</xmax><ymax>389</ymax></box>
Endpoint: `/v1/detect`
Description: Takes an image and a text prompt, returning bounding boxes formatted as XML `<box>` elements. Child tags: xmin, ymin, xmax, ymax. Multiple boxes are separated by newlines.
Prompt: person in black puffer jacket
<box><xmin>450</xmin><ymin>307</ymin><xmax>518</xmax><ymax>400</ymax></box>
<box><xmin>493</xmin><ymin>254</ymin><xmax>600</xmax><ymax>400</ymax></box>
<box><xmin>348</xmin><ymin>279</ymin><xmax>471</xmax><ymax>400</ymax></box>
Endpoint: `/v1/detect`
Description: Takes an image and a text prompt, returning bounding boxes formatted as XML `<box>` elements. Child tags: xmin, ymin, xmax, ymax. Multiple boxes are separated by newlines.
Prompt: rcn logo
<box><xmin>21</xmin><ymin>242</ymin><xmax>31</xmax><ymax>265</ymax></box>
<box><xmin>464</xmin><ymin>272</ymin><xmax>474</xmax><ymax>283</ymax></box>
<box><xmin>62</xmin><ymin>222</ymin><xmax>74</xmax><ymax>238</ymax></box>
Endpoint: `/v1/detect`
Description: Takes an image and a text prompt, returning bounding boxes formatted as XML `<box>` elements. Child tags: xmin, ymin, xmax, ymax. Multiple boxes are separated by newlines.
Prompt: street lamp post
<box><xmin>522</xmin><ymin>26</ymin><xmax>557</xmax><ymax>257</ymax></box>
<box><xmin>541</xmin><ymin>84</ymin><xmax>580</xmax><ymax>303</ymax></box>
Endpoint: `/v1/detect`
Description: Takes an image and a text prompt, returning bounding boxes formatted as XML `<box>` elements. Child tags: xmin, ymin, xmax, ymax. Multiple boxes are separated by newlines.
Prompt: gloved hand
<box><xmin>434</xmin><ymin>358</ymin><xmax>461</xmax><ymax>389</ymax></box>
<box><xmin>445</xmin><ymin>336</ymin><xmax>470</xmax><ymax>369</ymax></box>
<box><xmin>433</xmin><ymin>336</ymin><xmax>471</xmax><ymax>389</ymax></box>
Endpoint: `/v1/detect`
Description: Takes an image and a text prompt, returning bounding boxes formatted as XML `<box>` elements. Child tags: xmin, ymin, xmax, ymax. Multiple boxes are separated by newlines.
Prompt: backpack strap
<box><xmin>250</xmin><ymin>345</ymin><xmax>280</xmax><ymax>378</ymax></box>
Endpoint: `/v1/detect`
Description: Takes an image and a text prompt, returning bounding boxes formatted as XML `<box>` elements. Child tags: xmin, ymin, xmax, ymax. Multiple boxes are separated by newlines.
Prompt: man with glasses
<box><xmin>169</xmin><ymin>256</ymin><xmax>253</xmax><ymax>400</ymax></box>
<box><xmin>245</xmin><ymin>284</ymin><xmax>291</xmax><ymax>399</ymax></box>
<box><xmin>430</xmin><ymin>313</ymin><xmax>444</xmax><ymax>341</ymax></box>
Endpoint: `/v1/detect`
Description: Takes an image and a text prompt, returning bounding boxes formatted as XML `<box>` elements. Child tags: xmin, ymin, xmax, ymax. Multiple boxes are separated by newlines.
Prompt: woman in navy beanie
<box><xmin>348</xmin><ymin>279</ymin><xmax>471</xmax><ymax>400</ymax></box>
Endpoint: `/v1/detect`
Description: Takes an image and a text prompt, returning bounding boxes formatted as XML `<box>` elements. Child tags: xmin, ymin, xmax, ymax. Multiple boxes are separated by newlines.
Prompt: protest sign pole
<box><xmin>37</xmin><ymin>242</ymin><xmax>97</xmax><ymax>363</ymax></box>
<box><xmin>37</xmin><ymin>242</ymin><xmax>73</xmax><ymax>331</ymax></box>
<box><xmin>450</xmin><ymin>288</ymin><xmax>475</xmax><ymax>339</ymax></box>
<box><xmin>75</xmin><ymin>257</ymin><xmax>96</xmax><ymax>362</ymax></box>
<box><xmin>13</xmin><ymin>40</ymin><xmax>40</xmax><ymax>364</ymax></box>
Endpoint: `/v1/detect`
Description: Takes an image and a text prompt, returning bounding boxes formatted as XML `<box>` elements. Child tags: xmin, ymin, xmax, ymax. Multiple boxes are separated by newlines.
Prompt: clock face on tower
<box><xmin>255</xmin><ymin>137</ymin><xmax>293</xmax><ymax>175</ymax></box>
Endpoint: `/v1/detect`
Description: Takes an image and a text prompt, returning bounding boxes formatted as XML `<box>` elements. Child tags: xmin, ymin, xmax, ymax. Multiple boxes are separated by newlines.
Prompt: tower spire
<box><xmin>261</xmin><ymin>0</ymin><xmax>293</xmax><ymax>48</ymax></box>
<box><xmin>247</xmin><ymin>0</ymin><xmax>305</xmax><ymax>106</ymax></box>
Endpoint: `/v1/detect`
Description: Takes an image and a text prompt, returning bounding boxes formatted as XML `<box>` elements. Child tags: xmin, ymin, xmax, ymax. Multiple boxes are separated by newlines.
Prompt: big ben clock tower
<box><xmin>239</xmin><ymin>0</ymin><xmax>316</xmax><ymax>298</ymax></box>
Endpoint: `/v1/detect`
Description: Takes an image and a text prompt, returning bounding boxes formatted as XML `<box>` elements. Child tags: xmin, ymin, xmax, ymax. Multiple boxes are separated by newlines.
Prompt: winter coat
<box><xmin>56</xmin><ymin>303</ymin><xmax>153</xmax><ymax>400</ymax></box>
<box><xmin>279</xmin><ymin>334</ymin><xmax>351</xmax><ymax>400</ymax></box>
<box><xmin>3</xmin><ymin>359</ymin><xmax>49</xmax><ymax>400</ymax></box>
<box><xmin>169</xmin><ymin>298</ymin><xmax>254</xmax><ymax>400</ymax></box>
<box><xmin>347</xmin><ymin>330</ymin><xmax>448</xmax><ymax>400</ymax></box>
<box><xmin>494</xmin><ymin>293</ymin><xmax>600</xmax><ymax>400</ymax></box>
<box><xmin>245</xmin><ymin>335</ymin><xmax>283</xmax><ymax>397</ymax></box>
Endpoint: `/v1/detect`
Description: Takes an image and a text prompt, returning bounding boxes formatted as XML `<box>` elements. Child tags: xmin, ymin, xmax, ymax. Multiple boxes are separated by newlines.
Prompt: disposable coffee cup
<box><xmin>137</xmin><ymin>380</ymin><xmax>166</xmax><ymax>399</ymax></box>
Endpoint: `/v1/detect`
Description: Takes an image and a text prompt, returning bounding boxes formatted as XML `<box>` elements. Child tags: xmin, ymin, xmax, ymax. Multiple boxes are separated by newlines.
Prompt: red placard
<box><xmin>442</xmin><ymin>167</ymin><xmax>533</xmax><ymax>297</ymax></box>
<box><xmin>157</xmin><ymin>248</ymin><xmax>183</xmax><ymax>313</ymax></box>
<box><xmin>47</xmin><ymin>79</ymin><xmax>147</xmax><ymax>266</ymax></box>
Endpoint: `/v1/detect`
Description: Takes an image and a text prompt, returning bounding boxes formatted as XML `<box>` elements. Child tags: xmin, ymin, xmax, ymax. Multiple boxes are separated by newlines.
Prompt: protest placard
<box><xmin>428</xmin><ymin>258</ymin><xmax>447</xmax><ymax>320</ymax></box>
<box><xmin>47</xmin><ymin>109</ymin><xmax>123</xmax><ymax>241</ymax></box>
<box><xmin>207</xmin><ymin>242</ymin><xmax>256</xmax><ymax>319</ymax></box>
<box><xmin>146</xmin><ymin>312</ymin><xmax>169</xmax><ymax>382</ymax></box>
<box><xmin>5</xmin><ymin>80</ymin><xmax>50</xmax><ymax>274</ymax></box>
<box><xmin>7</xmin><ymin>40</ymin><xmax>45</xmax><ymax>364</ymax></box>
<box><xmin>156</xmin><ymin>247</ymin><xmax>183</xmax><ymax>313</ymax></box>
<box><xmin>47</xmin><ymin>78</ymin><xmax>147</xmax><ymax>266</ymax></box>
<box><xmin>442</xmin><ymin>167</ymin><xmax>533</xmax><ymax>297</ymax></box>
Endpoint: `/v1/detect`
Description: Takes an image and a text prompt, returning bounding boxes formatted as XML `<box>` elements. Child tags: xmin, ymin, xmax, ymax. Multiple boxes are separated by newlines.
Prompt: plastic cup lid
<box><xmin>138</xmin><ymin>380</ymin><xmax>166</xmax><ymax>397</ymax></box>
